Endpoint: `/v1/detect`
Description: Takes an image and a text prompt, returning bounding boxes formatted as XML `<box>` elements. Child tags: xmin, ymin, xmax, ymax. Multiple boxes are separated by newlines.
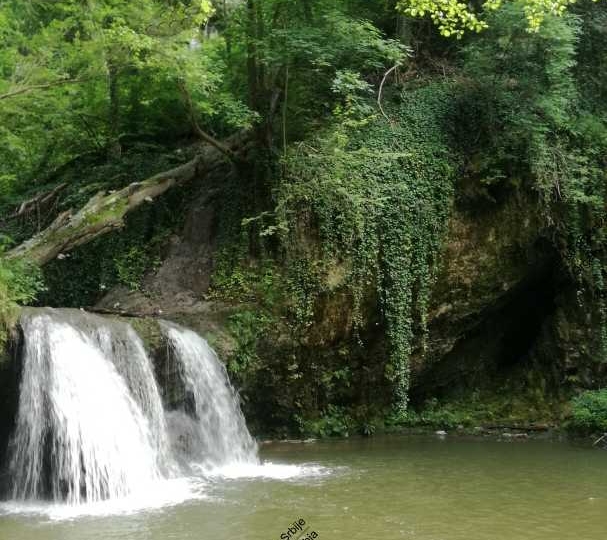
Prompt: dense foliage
<box><xmin>455</xmin><ymin>5</ymin><xmax>607</xmax><ymax>354</ymax></box>
<box><xmin>398</xmin><ymin>0</ymin><xmax>602</xmax><ymax>37</ymax></box>
<box><xmin>274</xmin><ymin>83</ymin><xmax>457</xmax><ymax>411</ymax></box>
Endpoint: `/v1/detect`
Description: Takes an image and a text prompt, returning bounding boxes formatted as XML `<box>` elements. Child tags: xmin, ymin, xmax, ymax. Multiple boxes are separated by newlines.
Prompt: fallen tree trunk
<box><xmin>6</xmin><ymin>137</ymin><xmax>244</xmax><ymax>266</ymax></box>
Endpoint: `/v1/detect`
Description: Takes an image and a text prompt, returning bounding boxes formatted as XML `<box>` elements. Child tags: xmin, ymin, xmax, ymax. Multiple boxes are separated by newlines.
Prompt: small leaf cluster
<box><xmin>397</xmin><ymin>0</ymin><xmax>600</xmax><ymax>38</ymax></box>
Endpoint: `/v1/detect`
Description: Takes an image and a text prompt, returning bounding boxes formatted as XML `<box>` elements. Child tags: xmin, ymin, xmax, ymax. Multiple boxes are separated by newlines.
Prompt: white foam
<box><xmin>0</xmin><ymin>462</ymin><xmax>340</xmax><ymax>520</ymax></box>
<box><xmin>197</xmin><ymin>460</ymin><xmax>336</xmax><ymax>480</ymax></box>
<box><xmin>0</xmin><ymin>477</ymin><xmax>204</xmax><ymax>520</ymax></box>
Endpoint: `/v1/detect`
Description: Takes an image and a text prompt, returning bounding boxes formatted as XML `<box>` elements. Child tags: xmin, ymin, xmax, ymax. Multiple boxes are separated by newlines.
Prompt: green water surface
<box><xmin>1</xmin><ymin>436</ymin><xmax>606</xmax><ymax>540</ymax></box>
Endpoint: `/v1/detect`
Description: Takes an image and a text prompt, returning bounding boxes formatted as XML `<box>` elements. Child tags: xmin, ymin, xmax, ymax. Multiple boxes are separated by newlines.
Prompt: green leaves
<box><xmin>0</xmin><ymin>0</ymin><xmax>222</xmax><ymax>202</ymax></box>
<box><xmin>397</xmin><ymin>0</ymin><xmax>595</xmax><ymax>38</ymax></box>
<box><xmin>331</xmin><ymin>69</ymin><xmax>374</xmax><ymax>129</ymax></box>
<box><xmin>570</xmin><ymin>389</ymin><xmax>607</xmax><ymax>434</ymax></box>
<box><xmin>457</xmin><ymin>4</ymin><xmax>581</xmax><ymax>196</ymax></box>
<box><xmin>0</xmin><ymin>236</ymin><xmax>45</xmax><ymax>346</ymax></box>
<box><xmin>454</xmin><ymin>4</ymin><xmax>607</xmax><ymax>362</ymax></box>
<box><xmin>399</xmin><ymin>0</ymin><xmax>491</xmax><ymax>38</ymax></box>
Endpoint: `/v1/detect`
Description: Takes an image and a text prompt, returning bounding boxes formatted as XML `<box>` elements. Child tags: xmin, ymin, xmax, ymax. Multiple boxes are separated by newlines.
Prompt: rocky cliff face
<box><xmin>84</xmin><ymin>179</ymin><xmax>605</xmax><ymax>433</ymax></box>
<box><xmin>413</xmin><ymin>194</ymin><xmax>555</xmax><ymax>399</ymax></box>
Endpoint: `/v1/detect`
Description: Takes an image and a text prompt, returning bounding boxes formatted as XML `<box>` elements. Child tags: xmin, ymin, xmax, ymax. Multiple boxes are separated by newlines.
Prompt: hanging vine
<box><xmin>276</xmin><ymin>82</ymin><xmax>459</xmax><ymax>410</ymax></box>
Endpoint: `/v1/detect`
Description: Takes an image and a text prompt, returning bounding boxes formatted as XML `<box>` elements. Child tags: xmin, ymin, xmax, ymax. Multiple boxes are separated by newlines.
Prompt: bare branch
<box><xmin>3</xmin><ymin>183</ymin><xmax>67</xmax><ymax>222</ymax></box>
<box><xmin>377</xmin><ymin>64</ymin><xmax>399</xmax><ymax>121</ymax></box>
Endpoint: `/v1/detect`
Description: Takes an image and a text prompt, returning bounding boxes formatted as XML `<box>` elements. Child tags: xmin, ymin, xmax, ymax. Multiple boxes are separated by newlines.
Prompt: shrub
<box><xmin>569</xmin><ymin>390</ymin><xmax>607</xmax><ymax>434</ymax></box>
<box><xmin>299</xmin><ymin>405</ymin><xmax>352</xmax><ymax>438</ymax></box>
<box><xmin>0</xmin><ymin>239</ymin><xmax>45</xmax><ymax>347</ymax></box>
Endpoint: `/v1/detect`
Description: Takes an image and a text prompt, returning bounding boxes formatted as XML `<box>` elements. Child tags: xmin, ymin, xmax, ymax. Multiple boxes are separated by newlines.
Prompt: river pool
<box><xmin>1</xmin><ymin>435</ymin><xmax>606</xmax><ymax>540</ymax></box>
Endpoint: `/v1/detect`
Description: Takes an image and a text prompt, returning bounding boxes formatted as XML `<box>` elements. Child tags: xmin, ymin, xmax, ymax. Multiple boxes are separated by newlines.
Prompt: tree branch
<box><xmin>377</xmin><ymin>64</ymin><xmax>399</xmax><ymax>121</ymax></box>
<box><xmin>3</xmin><ymin>183</ymin><xmax>67</xmax><ymax>222</ymax></box>
<box><xmin>177</xmin><ymin>79</ymin><xmax>239</xmax><ymax>162</ymax></box>
<box><xmin>5</xmin><ymin>158</ymin><xmax>201</xmax><ymax>265</ymax></box>
<box><xmin>0</xmin><ymin>78</ymin><xmax>85</xmax><ymax>101</ymax></box>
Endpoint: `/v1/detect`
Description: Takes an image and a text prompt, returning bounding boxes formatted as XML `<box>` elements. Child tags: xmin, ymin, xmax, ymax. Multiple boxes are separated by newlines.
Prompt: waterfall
<box><xmin>5</xmin><ymin>308</ymin><xmax>258</xmax><ymax>506</ymax></box>
<box><xmin>10</xmin><ymin>311</ymin><xmax>162</xmax><ymax>504</ymax></box>
<box><xmin>161</xmin><ymin>322</ymin><xmax>259</xmax><ymax>469</ymax></box>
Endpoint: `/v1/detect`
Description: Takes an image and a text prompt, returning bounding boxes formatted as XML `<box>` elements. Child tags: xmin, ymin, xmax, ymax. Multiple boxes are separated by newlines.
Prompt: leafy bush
<box><xmin>226</xmin><ymin>309</ymin><xmax>273</xmax><ymax>376</ymax></box>
<box><xmin>386</xmin><ymin>406</ymin><xmax>468</xmax><ymax>430</ymax></box>
<box><xmin>299</xmin><ymin>405</ymin><xmax>352</xmax><ymax>438</ymax></box>
<box><xmin>0</xmin><ymin>238</ymin><xmax>45</xmax><ymax>346</ymax></box>
<box><xmin>114</xmin><ymin>246</ymin><xmax>158</xmax><ymax>291</ymax></box>
<box><xmin>569</xmin><ymin>390</ymin><xmax>607</xmax><ymax>434</ymax></box>
<box><xmin>208</xmin><ymin>252</ymin><xmax>282</xmax><ymax>304</ymax></box>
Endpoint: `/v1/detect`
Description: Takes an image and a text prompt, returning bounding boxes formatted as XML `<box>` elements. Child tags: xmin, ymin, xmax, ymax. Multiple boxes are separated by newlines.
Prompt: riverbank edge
<box><xmin>257</xmin><ymin>425</ymin><xmax>607</xmax><ymax>448</ymax></box>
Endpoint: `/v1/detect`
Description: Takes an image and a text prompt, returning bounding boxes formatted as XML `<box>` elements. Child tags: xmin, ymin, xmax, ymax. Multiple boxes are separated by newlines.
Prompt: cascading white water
<box><xmin>6</xmin><ymin>308</ymin><xmax>259</xmax><ymax>507</ymax></box>
<box><xmin>10</xmin><ymin>311</ymin><xmax>162</xmax><ymax>504</ymax></box>
<box><xmin>160</xmin><ymin>322</ymin><xmax>259</xmax><ymax>469</ymax></box>
<box><xmin>92</xmin><ymin>322</ymin><xmax>173</xmax><ymax>473</ymax></box>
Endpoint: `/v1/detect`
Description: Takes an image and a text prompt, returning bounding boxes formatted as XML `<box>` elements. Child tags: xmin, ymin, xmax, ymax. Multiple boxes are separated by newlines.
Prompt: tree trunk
<box><xmin>301</xmin><ymin>0</ymin><xmax>313</xmax><ymax>22</ymax></box>
<box><xmin>107</xmin><ymin>59</ymin><xmax>122</xmax><ymax>160</ymax></box>
<box><xmin>246</xmin><ymin>0</ymin><xmax>260</xmax><ymax>110</ymax></box>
